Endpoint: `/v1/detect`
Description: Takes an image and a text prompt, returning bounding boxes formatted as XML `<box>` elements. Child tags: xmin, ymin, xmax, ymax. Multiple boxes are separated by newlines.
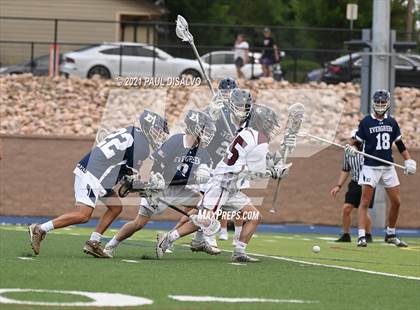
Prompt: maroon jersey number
<box><xmin>224</xmin><ymin>135</ymin><xmax>248</xmax><ymax>166</ymax></box>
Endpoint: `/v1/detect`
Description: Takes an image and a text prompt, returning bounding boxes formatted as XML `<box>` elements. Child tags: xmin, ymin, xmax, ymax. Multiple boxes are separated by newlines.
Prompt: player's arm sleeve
<box><xmin>355</xmin><ymin>119</ymin><xmax>366</xmax><ymax>142</ymax></box>
<box><xmin>395</xmin><ymin>139</ymin><xmax>406</xmax><ymax>153</ymax></box>
<box><xmin>246</xmin><ymin>143</ymin><xmax>269</xmax><ymax>174</ymax></box>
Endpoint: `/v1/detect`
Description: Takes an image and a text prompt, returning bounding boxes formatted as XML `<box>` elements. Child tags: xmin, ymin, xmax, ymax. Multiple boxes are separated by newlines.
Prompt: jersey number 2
<box><xmin>375</xmin><ymin>133</ymin><xmax>390</xmax><ymax>150</ymax></box>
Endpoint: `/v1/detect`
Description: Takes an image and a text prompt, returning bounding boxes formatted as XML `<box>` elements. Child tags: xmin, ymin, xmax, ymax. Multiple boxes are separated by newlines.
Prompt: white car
<box><xmin>60</xmin><ymin>42</ymin><xmax>207</xmax><ymax>79</ymax></box>
<box><xmin>201</xmin><ymin>51</ymin><xmax>263</xmax><ymax>79</ymax></box>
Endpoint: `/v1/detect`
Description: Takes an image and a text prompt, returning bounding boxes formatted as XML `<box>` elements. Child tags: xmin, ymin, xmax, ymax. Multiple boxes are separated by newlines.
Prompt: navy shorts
<box><xmin>260</xmin><ymin>56</ymin><xmax>275</xmax><ymax>66</ymax></box>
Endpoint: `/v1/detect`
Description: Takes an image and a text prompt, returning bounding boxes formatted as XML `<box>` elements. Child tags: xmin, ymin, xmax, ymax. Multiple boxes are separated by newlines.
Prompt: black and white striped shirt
<box><xmin>342</xmin><ymin>153</ymin><xmax>364</xmax><ymax>182</ymax></box>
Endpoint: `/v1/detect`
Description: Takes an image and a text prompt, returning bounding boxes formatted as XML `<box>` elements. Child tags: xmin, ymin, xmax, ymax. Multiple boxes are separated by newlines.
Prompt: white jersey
<box><xmin>213</xmin><ymin>128</ymin><xmax>268</xmax><ymax>176</ymax></box>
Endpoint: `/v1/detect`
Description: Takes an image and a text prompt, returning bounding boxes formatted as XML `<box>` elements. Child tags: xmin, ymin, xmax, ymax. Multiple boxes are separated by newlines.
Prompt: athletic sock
<box><xmin>235</xmin><ymin>241</ymin><xmax>247</xmax><ymax>254</ymax></box>
<box><xmin>107</xmin><ymin>237</ymin><xmax>120</xmax><ymax>248</ymax></box>
<box><xmin>89</xmin><ymin>232</ymin><xmax>102</xmax><ymax>242</ymax></box>
<box><xmin>234</xmin><ymin>226</ymin><xmax>242</xmax><ymax>238</ymax></box>
<box><xmin>358</xmin><ymin>229</ymin><xmax>366</xmax><ymax>239</ymax></box>
<box><xmin>168</xmin><ymin>230</ymin><xmax>180</xmax><ymax>242</ymax></box>
<box><xmin>386</xmin><ymin>227</ymin><xmax>396</xmax><ymax>235</ymax></box>
<box><xmin>40</xmin><ymin>221</ymin><xmax>54</xmax><ymax>233</ymax></box>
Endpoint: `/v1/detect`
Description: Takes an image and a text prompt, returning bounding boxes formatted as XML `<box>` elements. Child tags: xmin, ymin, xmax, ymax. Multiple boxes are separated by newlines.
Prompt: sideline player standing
<box><xmin>331</xmin><ymin>130</ymin><xmax>374</xmax><ymax>243</ymax></box>
<box><xmin>345</xmin><ymin>90</ymin><xmax>416</xmax><ymax>247</ymax></box>
<box><xmin>156</xmin><ymin>105</ymin><xmax>294</xmax><ymax>262</ymax></box>
<box><xmin>103</xmin><ymin>110</ymin><xmax>216</xmax><ymax>257</ymax></box>
<box><xmin>28</xmin><ymin>110</ymin><xmax>169</xmax><ymax>257</ymax></box>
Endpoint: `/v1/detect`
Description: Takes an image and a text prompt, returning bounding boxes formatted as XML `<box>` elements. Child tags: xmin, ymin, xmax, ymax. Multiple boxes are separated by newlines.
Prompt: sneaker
<box><xmin>385</xmin><ymin>234</ymin><xmax>407</xmax><ymax>247</ymax></box>
<box><xmin>165</xmin><ymin>242</ymin><xmax>174</xmax><ymax>254</ymax></box>
<box><xmin>335</xmin><ymin>233</ymin><xmax>351</xmax><ymax>242</ymax></box>
<box><xmin>156</xmin><ymin>232</ymin><xmax>171</xmax><ymax>259</ymax></box>
<box><xmin>190</xmin><ymin>239</ymin><xmax>221</xmax><ymax>255</ymax></box>
<box><xmin>28</xmin><ymin>224</ymin><xmax>46</xmax><ymax>255</ymax></box>
<box><xmin>83</xmin><ymin>240</ymin><xmax>111</xmax><ymax>258</ymax></box>
<box><xmin>357</xmin><ymin>236</ymin><xmax>367</xmax><ymax>247</ymax></box>
<box><xmin>231</xmin><ymin>252</ymin><xmax>259</xmax><ymax>263</ymax></box>
<box><xmin>219</xmin><ymin>230</ymin><xmax>228</xmax><ymax>241</ymax></box>
<box><xmin>366</xmin><ymin>233</ymin><xmax>373</xmax><ymax>243</ymax></box>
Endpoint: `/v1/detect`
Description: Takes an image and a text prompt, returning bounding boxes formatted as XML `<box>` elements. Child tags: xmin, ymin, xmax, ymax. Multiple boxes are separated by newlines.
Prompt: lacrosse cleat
<box><xmin>385</xmin><ymin>234</ymin><xmax>407</xmax><ymax>247</ymax></box>
<box><xmin>190</xmin><ymin>239</ymin><xmax>221</xmax><ymax>255</ymax></box>
<box><xmin>28</xmin><ymin>224</ymin><xmax>46</xmax><ymax>255</ymax></box>
<box><xmin>232</xmin><ymin>235</ymin><xmax>239</xmax><ymax>246</ymax></box>
<box><xmin>103</xmin><ymin>244</ymin><xmax>117</xmax><ymax>258</ymax></box>
<box><xmin>83</xmin><ymin>240</ymin><xmax>111</xmax><ymax>258</ymax></box>
<box><xmin>357</xmin><ymin>236</ymin><xmax>367</xmax><ymax>247</ymax></box>
<box><xmin>156</xmin><ymin>232</ymin><xmax>171</xmax><ymax>259</ymax></box>
<box><xmin>366</xmin><ymin>233</ymin><xmax>373</xmax><ymax>243</ymax></box>
<box><xmin>165</xmin><ymin>242</ymin><xmax>174</xmax><ymax>254</ymax></box>
<box><xmin>231</xmin><ymin>252</ymin><xmax>260</xmax><ymax>263</ymax></box>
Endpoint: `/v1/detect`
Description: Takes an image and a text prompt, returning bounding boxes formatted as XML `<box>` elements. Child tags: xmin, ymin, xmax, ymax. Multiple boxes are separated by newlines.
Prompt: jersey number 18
<box><xmin>375</xmin><ymin>133</ymin><xmax>390</xmax><ymax>150</ymax></box>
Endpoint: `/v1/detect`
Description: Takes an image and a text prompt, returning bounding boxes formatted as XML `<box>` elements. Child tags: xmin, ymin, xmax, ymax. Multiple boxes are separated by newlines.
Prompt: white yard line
<box><xmin>168</xmin><ymin>295</ymin><xmax>318</xmax><ymax>304</ymax></box>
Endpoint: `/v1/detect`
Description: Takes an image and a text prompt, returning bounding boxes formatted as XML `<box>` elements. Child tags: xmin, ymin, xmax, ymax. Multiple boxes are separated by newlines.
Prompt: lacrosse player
<box><xmin>156</xmin><ymin>105</ymin><xmax>295</xmax><ymax>262</ymax></box>
<box><xmin>28</xmin><ymin>110</ymin><xmax>169</xmax><ymax>257</ymax></box>
<box><xmin>345</xmin><ymin>89</ymin><xmax>416</xmax><ymax>247</ymax></box>
<box><xmin>103</xmin><ymin>110</ymin><xmax>218</xmax><ymax>257</ymax></box>
<box><xmin>204</xmin><ymin>83</ymin><xmax>253</xmax><ymax>246</ymax></box>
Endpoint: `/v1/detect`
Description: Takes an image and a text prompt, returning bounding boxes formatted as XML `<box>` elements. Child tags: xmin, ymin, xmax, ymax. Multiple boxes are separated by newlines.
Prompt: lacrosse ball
<box><xmin>312</xmin><ymin>245</ymin><xmax>320</xmax><ymax>253</ymax></box>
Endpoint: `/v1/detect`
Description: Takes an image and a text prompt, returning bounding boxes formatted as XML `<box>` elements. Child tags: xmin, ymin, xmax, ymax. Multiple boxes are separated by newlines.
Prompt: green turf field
<box><xmin>0</xmin><ymin>224</ymin><xmax>419</xmax><ymax>309</ymax></box>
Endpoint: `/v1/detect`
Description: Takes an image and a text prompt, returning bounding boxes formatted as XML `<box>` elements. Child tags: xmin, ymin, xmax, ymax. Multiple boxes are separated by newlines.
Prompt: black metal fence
<box><xmin>0</xmin><ymin>16</ymin><xmax>418</xmax><ymax>82</ymax></box>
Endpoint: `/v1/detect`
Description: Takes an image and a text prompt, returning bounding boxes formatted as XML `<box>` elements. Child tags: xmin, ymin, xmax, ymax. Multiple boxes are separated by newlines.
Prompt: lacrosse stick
<box><xmin>298</xmin><ymin>132</ymin><xmax>405</xmax><ymax>170</ymax></box>
<box><xmin>155</xmin><ymin>197</ymin><xmax>220</xmax><ymax>236</ymax></box>
<box><xmin>175</xmin><ymin>15</ymin><xmax>233</xmax><ymax>139</ymax></box>
<box><xmin>269</xmin><ymin>102</ymin><xmax>305</xmax><ymax>213</ymax></box>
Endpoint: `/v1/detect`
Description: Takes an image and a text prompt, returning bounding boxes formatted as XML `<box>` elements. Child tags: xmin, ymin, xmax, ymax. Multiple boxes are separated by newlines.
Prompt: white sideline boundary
<box><xmin>248</xmin><ymin>252</ymin><xmax>420</xmax><ymax>281</ymax></box>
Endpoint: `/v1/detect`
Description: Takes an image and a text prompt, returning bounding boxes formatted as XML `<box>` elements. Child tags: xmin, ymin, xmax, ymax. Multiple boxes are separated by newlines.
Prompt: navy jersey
<box><xmin>78</xmin><ymin>126</ymin><xmax>150</xmax><ymax>189</ymax></box>
<box><xmin>151</xmin><ymin>133</ymin><xmax>212</xmax><ymax>186</ymax></box>
<box><xmin>355</xmin><ymin>114</ymin><xmax>401</xmax><ymax>167</ymax></box>
<box><xmin>204</xmin><ymin>107</ymin><xmax>249</xmax><ymax>166</ymax></box>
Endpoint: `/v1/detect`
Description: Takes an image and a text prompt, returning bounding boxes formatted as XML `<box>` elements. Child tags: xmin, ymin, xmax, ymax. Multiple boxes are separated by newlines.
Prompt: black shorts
<box><xmin>235</xmin><ymin>57</ymin><xmax>244</xmax><ymax>68</ymax></box>
<box><xmin>344</xmin><ymin>180</ymin><xmax>374</xmax><ymax>208</ymax></box>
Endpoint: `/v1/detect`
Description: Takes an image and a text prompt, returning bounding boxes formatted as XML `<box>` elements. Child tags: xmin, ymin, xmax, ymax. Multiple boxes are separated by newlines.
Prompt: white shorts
<box><xmin>201</xmin><ymin>180</ymin><xmax>251</xmax><ymax>213</ymax></box>
<box><xmin>73</xmin><ymin>167</ymin><xmax>107</xmax><ymax>208</ymax></box>
<box><xmin>138</xmin><ymin>186</ymin><xmax>200</xmax><ymax>217</ymax></box>
<box><xmin>358</xmin><ymin>165</ymin><xmax>400</xmax><ymax>188</ymax></box>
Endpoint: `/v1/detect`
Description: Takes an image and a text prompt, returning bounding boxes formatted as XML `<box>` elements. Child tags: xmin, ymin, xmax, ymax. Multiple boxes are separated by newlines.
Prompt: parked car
<box><xmin>60</xmin><ymin>42</ymin><xmax>207</xmax><ymax>79</ymax></box>
<box><xmin>307</xmin><ymin>53</ymin><xmax>420</xmax><ymax>88</ymax></box>
<box><xmin>0</xmin><ymin>54</ymin><xmax>63</xmax><ymax>76</ymax></box>
<box><xmin>201</xmin><ymin>51</ymin><xmax>263</xmax><ymax>79</ymax></box>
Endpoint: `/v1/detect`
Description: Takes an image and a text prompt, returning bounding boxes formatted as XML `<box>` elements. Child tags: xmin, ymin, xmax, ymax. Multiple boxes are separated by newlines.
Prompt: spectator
<box><xmin>233</xmin><ymin>34</ymin><xmax>249</xmax><ymax>79</ymax></box>
<box><xmin>259</xmin><ymin>27</ymin><xmax>279</xmax><ymax>77</ymax></box>
<box><xmin>330</xmin><ymin>130</ymin><xmax>374</xmax><ymax>243</ymax></box>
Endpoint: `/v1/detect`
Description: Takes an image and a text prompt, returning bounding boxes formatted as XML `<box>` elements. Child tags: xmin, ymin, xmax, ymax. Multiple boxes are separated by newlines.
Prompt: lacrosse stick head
<box><xmin>286</xmin><ymin>102</ymin><xmax>305</xmax><ymax>135</ymax></box>
<box><xmin>175</xmin><ymin>15</ymin><xmax>194</xmax><ymax>43</ymax></box>
<box><xmin>190</xmin><ymin>214</ymin><xmax>221</xmax><ymax>236</ymax></box>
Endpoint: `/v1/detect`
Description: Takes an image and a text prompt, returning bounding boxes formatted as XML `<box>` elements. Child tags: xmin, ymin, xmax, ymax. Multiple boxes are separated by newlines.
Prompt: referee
<box><xmin>330</xmin><ymin>130</ymin><xmax>374</xmax><ymax>243</ymax></box>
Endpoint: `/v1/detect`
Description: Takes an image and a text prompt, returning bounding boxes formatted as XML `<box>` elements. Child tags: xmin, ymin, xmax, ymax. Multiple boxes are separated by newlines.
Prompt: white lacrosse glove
<box><xmin>195</xmin><ymin>164</ymin><xmax>212</xmax><ymax>184</ymax></box>
<box><xmin>404</xmin><ymin>159</ymin><xmax>416</xmax><ymax>175</ymax></box>
<box><xmin>208</xmin><ymin>92</ymin><xmax>225</xmax><ymax>121</ymax></box>
<box><xmin>344</xmin><ymin>144</ymin><xmax>357</xmax><ymax>157</ymax></box>
<box><xmin>283</xmin><ymin>134</ymin><xmax>297</xmax><ymax>152</ymax></box>
<box><xmin>268</xmin><ymin>162</ymin><xmax>293</xmax><ymax>180</ymax></box>
<box><xmin>149</xmin><ymin>171</ymin><xmax>165</xmax><ymax>190</ymax></box>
